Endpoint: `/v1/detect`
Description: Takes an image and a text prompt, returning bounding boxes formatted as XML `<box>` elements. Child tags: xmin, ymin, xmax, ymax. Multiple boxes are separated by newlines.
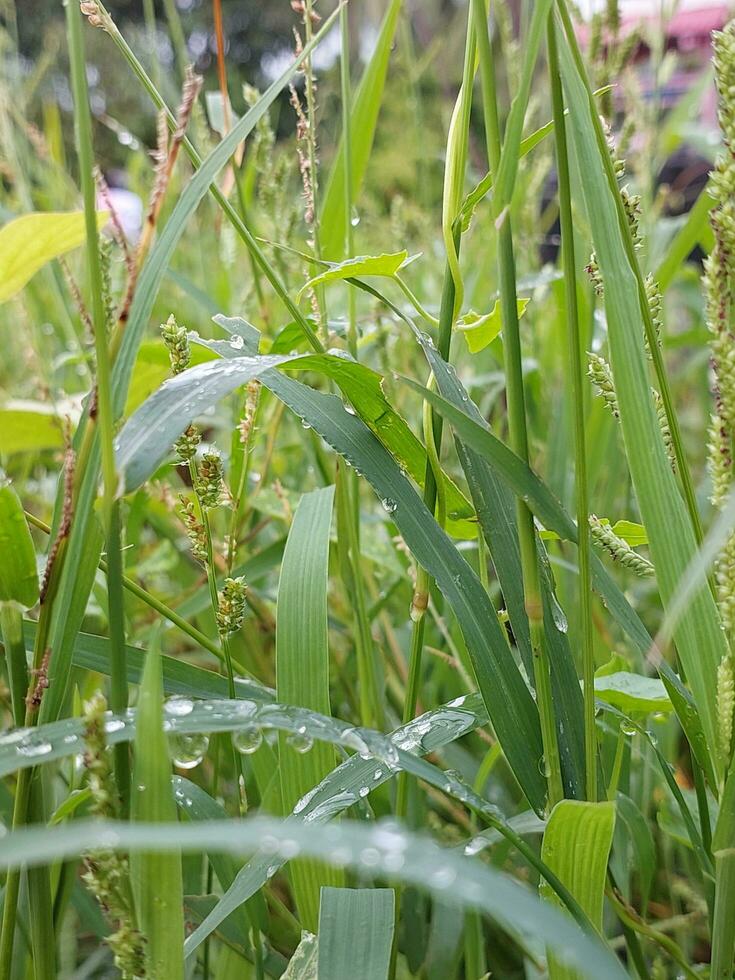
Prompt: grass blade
<box><xmin>277</xmin><ymin>486</ymin><xmax>343</xmax><ymax>927</ymax></box>
<box><xmin>130</xmin><ymin>643</ymin><xmax>184</xmax><ymax>979</ymax></box>
<box><xmin>0</xmin><ymin>817</ymin><xmax>628</xmax><ymax>980</ymax></box>
<box><xmin>318</xmin><ymin>888</ymin><xmax>395</xmax><ymax>980</ymax></box>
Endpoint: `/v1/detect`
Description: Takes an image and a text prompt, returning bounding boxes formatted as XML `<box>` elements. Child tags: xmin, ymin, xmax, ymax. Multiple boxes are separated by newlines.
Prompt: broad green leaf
<box><xmin>130</xmin><ymin>644</ymin><xmax>184</xmax><ymax>980</ymax></box>
<box><xmin>0</xmin><ymin>479</ymin><xmax>38</xmax><ymax>608</ymax></box>
<box><xmin>0</xmin><ymin>210</ymin><xmax>108</xmax><ymax>303</ymax></box>
<box><xmin>541</xmin><ymin>800</ymin><xmax>616</xmax><ymax>980</ymax></box>
<box><xmin>0</xmin><ymin>816</ymin><xmax>627</xmax><ymax>980</ymax></box>
<box><xmin>298</xmin><ymin>251</ymin><xmax>411</xmax><ymax>300</ymax></box>
<box><xmin>457</xmin><ymin>298</ymin><xmax>529</xmax><ymax>354</ymax></box>
<box><xmin>0</xmin><ymin>401</ymin><xmax>70</xmax><ymax>455</ymax></box>
<box><xmin>556</xmin><ymin>14</ymin><xmax>726</xmax><ymax>775</ymax></box>
<box><xmin>277</xmin><ymin>487</ymin><xmax>342</xmax><ymax>927</ymax></box>
<box><xmin>320</xmin><ymin>0</ymin><xmax>402</xmax><ymax>259</ymax></box>
<box><xmin>594</xmin><ymin>672</ymin><xmax>673</xmax><ymax>715</ymax></box>
<box><xmin>318</xmin><ymin>888</ymin><xmax>395</xmax><ymax>980</ymax></box>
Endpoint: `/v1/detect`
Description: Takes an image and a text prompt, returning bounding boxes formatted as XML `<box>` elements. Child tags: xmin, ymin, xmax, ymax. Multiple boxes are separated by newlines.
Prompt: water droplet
<box><xmin>360</xmin><ymin>847</ymin><xmax>381</xmax><ymax>867</ymax></box>
<box><xmin>233</xmin><ymin>727</ymin><xmax>263</xmax><ymax>755</ymax></box>
<box><xmin>170</xmin><ymin>732</ymin><xmax>209</xmax><ymax>769</ymax></box>
<box><xmin>358</xmin><ymin>786</ymin><xmax>370</xmax><ymax>798</ymax></box>
<box><xmin>381</xmin><ymin>498</ymin><xmax>397</xmax><ymax>514</ymax></box>
<box><xmin>230</xmin><ymin>334</ymin><xmax>245</xmax><ymax>350</ymax></box>
<box><xmin>164</xmin><ymin>696</ymin><xmax>195</xmax><ymax>718</ymax></box>
<box><xmin>287</xmin><ymin>731</ymin><xmax>314</xmax><ymax>754</ymax></box>
<box><xmin>17</xmin><ymin>737</ymin><xmax>52</xmax><ymax>758</ymax></box>
<box><xmin>350</xmin><ymin>208</ymin><xmax>361</xmax><ymax>227</ymax></box>
<box><xmin>430</xmin><ymin>866</ymin><xmax>457</xmax><ymax>889</ymax></box>
<box><xmin>344</xmin><ymin>402</ymin><xmax>357</xmax><ymax>416</ymax></box>
<box><xmin>538</xmin><ymin>755</ymin><xmax>550</xmax><ymax>777</ymax></box>
<box><xmin>104</xmin><ymin>718</ymin><xmax>125</xmax><ymax>734</ymax></box>
<box><xmin>620</xmin><ymin>721</ymin><xmax>637</xmax><ymax>737</ymax></box>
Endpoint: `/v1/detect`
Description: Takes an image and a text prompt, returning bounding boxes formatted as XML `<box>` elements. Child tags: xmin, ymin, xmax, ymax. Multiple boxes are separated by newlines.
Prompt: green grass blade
<box><xmin>277</xmin><ymin>486</ymin><xmax>342</xmax><ymax>928</ymax></box>
<box><xmin>130</xmin><ymin>643</ymin><xmax>184</xmax><ymax>980</ymax></box>
<box><xmin>319</xmin><ymin>0</ymin><xmax>402</xmax><ymax>259</ymax></box>
<box><xmin>116</xmin><ymin>351</ymin><xmax>545</xmax><ymax>807</ymax></box>
<box><xmin>554</xmin><ymin>17</ymin><xmax>726</xmax><ymax>777</ymax></box>
<box><xmin>318</xmin><ymin>887</ymin><xmax>395</xmax><ymax>980</ymax></box>
<box><xmin>0</xmin><ymin>817</ymin><xmax>628</xmax><ymax>980</ymax></box>
<box><xmin>655</xmin><ymin>184</ymin><xmax>713</xmax><ymax>292</ymax></box>
<box><xmin>541</xmin><ymin>800</ymin><xmax>616</xmax><ymax>979</ymax></box>
<box><xmin>23</xmin><ymin>622</ymin><xmax>275</xmax><ymax>702</ymax></box>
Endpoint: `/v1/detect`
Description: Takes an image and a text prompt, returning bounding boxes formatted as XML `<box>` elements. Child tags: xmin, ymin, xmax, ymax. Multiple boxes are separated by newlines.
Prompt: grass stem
<box><xmin>546</xmin><ymin>14</ymin><xmax>596</xmax><ymax>801</ymax></box>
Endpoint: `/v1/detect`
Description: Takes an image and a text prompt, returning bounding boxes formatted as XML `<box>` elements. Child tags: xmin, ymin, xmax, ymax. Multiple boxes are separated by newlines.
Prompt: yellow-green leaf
<box><xmin>457</xmin><ymin>298</ymin><xmax>529</xmax><ymax>354</ymax></box>
<box><xmin>0</xmin><ymin>211</ymin><xmax>108</xmax><ymax>303</ymax></box>
<box><xmin>0</xmin><ymin>478</ymin><xmax>39</xmax><ymax>608</ymax></box>
<box><xmin>541</xmin><ymin>800</ymin><xmax>616</xmax><ymax>980</ymax></box>
<box><xmin>297</xmin><ymin>251</ymin><xmax>411</xmax><ymax>300</ymax></box>
<box><xmin>611</xmin><ymin>520</ymin><xmax>648</xmax><ymax>547</ymax></box>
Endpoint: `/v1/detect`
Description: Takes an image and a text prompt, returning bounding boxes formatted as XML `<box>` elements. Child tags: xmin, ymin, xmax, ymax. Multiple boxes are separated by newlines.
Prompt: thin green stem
<box><xmin>68</xmin><ymin>0</ymin><xmax>129</xmax><ymax>812</ymax></box>
<box><xmin>712</xmin><ymin>852</ymin><xmax>735</xmax><ymax>979</ymax></box>
<box><xmin>471</xmin><ymin>0</ymin><xmax>562</xmax><ymax>808</ymax></box>
<box><xmin>547</xmin><ymin>15</ymin><xmax>596</xmax><ymax>801</ymax></box>
<box><xmin>393</xmin><ymin>273</ymin><xmax>440</xmax><ymax>328</ymax></box>
<box><xmin>340</xmin><ymin>1</ymin><xmax>357</xmax><ymax>356</ymax></box>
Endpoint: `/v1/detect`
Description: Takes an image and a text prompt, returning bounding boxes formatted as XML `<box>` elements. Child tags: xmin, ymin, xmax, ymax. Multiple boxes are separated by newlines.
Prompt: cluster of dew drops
<box><xmin>163</xmin><ymin>695</ymin><xmax>316</xmax><ymax>770</ymax></box>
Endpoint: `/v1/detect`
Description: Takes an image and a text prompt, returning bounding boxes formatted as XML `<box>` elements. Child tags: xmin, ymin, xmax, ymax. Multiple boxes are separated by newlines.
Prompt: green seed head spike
<box><xmin>196</xmin><ymin>451</ymin><xmax>224</xmax><ymax>509</ymax></box>
<box><xmin>160</xmin><ymin>313</ymin><xmax>190</xmax><ymax>375</ymax></box>
<box><xmin>589</xmin><ymin>515</ymin><xmax>654</xmax><ymax>577</ymax></box>
<box><xmin>216</xmin><ymin>576</ymin><xmax>247</xmax><ymax>634</ymax></box>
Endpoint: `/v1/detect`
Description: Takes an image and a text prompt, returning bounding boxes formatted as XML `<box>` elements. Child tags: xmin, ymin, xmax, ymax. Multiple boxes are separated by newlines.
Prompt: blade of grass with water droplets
<box><xmin>0</xmin><ymin>816</ymin><xmax>628</xmax><ymax>980</ymax></box>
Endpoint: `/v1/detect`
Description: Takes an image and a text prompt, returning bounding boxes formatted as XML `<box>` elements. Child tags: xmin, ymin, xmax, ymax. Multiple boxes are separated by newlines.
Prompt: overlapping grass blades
<box><xmin>554</xmin><ymin>3</ymin><xmax>726</xmax><ymax>778</ymax></box>
<box><xmin>121</xmin><ymin>341</ymin><xmax>546</xmax><ymax>810</ymax></box>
